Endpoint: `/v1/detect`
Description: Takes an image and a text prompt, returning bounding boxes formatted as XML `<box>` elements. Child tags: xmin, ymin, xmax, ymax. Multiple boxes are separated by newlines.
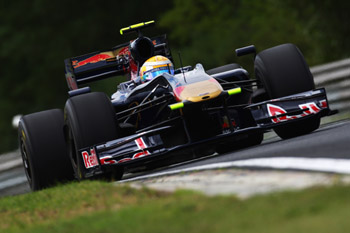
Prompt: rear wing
<box><xmin>64</xmin><ymin>35</ymin><xmax>172</xmax><ymax>90</ymax></box>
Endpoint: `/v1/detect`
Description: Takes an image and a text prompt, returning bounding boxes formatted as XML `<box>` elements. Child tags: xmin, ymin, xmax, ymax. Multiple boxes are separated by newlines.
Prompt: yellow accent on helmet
<box><xmin>140</xmin><ymin>55</ymin><xmax>174</xmax><ymax>83</ymax></box>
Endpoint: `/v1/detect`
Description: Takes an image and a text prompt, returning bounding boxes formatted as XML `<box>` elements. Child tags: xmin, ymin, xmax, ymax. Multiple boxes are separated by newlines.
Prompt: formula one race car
<box><xmin>19</xmin><ymin>21</ymin><xmax>333</xmax><ymax>190</ymax></box>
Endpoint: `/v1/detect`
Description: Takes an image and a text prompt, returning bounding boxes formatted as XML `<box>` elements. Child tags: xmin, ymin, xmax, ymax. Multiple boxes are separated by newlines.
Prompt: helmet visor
<box><xmin>142</xmin><ymin>66</ymin><xmax>174</xmax><ymax>82</ymax></box>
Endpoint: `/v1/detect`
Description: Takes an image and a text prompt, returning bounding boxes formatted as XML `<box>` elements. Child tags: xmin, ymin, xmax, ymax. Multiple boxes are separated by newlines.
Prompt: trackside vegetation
<box><xmin>1</xmin><ymin>181</ymin><xmax>350</xmax><ymax>233</ymax></box>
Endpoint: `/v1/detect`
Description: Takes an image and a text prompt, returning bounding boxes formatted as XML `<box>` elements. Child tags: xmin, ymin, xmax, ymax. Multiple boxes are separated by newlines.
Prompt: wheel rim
<box><xmin>67</xmin><ymin>130</ymin><xmax>77</xmax><ymax>169</ymax></box>
<box><xmin>66</xmin><ymin>126</ymin><xmax>81</xmax><ymax>179</ymax></box>
<box><xmin>20</xmin><ymin>138</ymin><xmax>32</xmax><ymax>185</ymax></box>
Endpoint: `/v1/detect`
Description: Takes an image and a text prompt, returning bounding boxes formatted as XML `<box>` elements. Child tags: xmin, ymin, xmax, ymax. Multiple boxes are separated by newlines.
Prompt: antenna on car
<box><xmin>178</xmin><ymin>52</ymin><xmax>187</xmax><ymax>83</ymax></box>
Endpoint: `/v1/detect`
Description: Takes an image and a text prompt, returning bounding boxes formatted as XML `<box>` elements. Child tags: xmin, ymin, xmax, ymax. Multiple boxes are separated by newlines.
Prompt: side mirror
<box><xmin>235</xmin><ymin>45</ymin><xmax>256</xmax><ymax>57</ymax></box>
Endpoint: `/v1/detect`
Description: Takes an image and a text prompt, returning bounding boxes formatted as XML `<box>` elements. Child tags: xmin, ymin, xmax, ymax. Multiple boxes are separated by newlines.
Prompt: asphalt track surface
<box><xmin>1</xmin><ymin>119</ymin><xmax>349</xmax><ymax>197</ymax></box>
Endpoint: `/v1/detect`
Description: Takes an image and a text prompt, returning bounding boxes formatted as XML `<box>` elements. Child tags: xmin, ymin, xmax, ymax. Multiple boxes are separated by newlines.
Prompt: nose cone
<box><xmin>175</xmin><ymin>79</ymin><xmax>223</xmax><ymax>102</ymax></box>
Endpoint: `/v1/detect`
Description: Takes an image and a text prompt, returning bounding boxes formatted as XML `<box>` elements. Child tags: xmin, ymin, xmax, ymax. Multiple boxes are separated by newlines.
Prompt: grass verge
<box><xmin>321</xmin><ymin>110</ymin><xmax>350</xmax><ymax>125</ymax></box>
<box><xmin>1</xmin><ymin>180</ymin><xmax>350</xmax><ymax>233</ymax></box>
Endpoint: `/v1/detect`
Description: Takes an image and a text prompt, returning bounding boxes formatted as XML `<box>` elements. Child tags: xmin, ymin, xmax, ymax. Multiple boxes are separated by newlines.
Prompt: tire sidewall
<box><xmin>255</xmin><ymin>43</ymin><xmax>315</xmax><ymax>99</ymax></box>
<box><xmin>18</xmin><ymin>109</ymin><xmax>73</xmax><ymax>190</ymax></box>
<box><xmin>64</xmin><ymin>92</ymin><xmax>120</xmax><ymax>180</ymax></box>
<box><xmin>19</xmin><ymin>121</ymin><xmax>40</xmax><ymax>190</ymax></box>
<box><xmin>254</xmin><ymin>43</ymin><xmax>320</xmax><ymax>138</ymax></box>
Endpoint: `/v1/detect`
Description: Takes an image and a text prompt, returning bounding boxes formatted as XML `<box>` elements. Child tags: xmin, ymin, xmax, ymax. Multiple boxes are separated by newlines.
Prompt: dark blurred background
<box><xmin>0</xmin><ymin>0</ymin><xmax>349</xmax><ymax>153</ymax></box>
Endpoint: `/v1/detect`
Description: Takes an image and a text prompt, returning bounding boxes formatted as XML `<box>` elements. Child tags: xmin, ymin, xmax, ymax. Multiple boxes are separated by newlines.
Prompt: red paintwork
<box><xmin>116</xmin><ymin>44</ymin><xmax>138</xmax><ymax>80</ymax></box>
<box><xmin>173</xmin><ymin>86</ymin><xmax>185</xmax><ymax>101</ymax></box>
<box><xmin>72</xmin><ymin>54</ymin><xmax>112</xmax><ymax>69</ymax></box>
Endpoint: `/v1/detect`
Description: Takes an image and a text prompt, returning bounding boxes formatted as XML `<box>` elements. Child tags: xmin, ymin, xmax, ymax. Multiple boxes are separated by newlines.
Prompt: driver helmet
<box><xmin>140</xmin><ymin>55</ymin><xmax>174</xmax><ymax>83</ymax></box>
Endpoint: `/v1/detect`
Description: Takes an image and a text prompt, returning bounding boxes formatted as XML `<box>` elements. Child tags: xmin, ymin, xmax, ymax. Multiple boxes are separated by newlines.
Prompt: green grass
<box><xmin>321</xmin><ymin>110</ymin><xmax>350</xmax><ymax>125</ymax></box>
<box><xmin>1</xmin><ymin>181</ymin><xmax>350</xmax><ymax>233</ymax></box>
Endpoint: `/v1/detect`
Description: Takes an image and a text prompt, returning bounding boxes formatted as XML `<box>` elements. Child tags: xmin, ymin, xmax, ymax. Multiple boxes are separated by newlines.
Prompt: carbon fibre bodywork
<box><xmin>78</xmin><ymin>72</ymin><xmax>330</xmax><ymax>178</ymax></box>
<box><xmin>63</xmin><ymin>22</ymin><xmax>332</xmax><ymax>178</ymax></box>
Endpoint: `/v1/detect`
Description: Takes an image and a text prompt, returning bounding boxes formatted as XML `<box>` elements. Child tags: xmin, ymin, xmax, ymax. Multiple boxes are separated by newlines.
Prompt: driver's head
<box><xmin>140</xmin><ymin>55</ymin><xmax>174</xmax><ymax>83</ymax></box>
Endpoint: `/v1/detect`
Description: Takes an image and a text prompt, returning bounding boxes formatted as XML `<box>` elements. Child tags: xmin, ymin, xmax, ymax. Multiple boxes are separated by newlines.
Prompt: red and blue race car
<box><xmin>18</xmin><ymin>21</ymin><xmax>334</xmax><ymax>190</ymax></box>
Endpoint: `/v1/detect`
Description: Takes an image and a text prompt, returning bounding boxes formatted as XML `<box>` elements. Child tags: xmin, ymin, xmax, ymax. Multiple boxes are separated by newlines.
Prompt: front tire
<box><xmin>64</xmin><ymin>92</ymin><xmax>123</xmax><ymax>180</ymax></box>
<box><xmin>18</xmin><ymin>109</ymin><xmax>74</xmax><ymax>191</ymax></box>
<box><xmin>254</xmin><ymin>43</ymin><xmax>320</xmax><ymax>139</ymax></box>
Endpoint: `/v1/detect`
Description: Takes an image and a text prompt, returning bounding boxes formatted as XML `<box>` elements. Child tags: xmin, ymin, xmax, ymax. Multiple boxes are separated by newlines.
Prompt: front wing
<box><xmin>79</xmin><ymin>88</ymin><xmax>331</xmax><ymax>177</ymax></box>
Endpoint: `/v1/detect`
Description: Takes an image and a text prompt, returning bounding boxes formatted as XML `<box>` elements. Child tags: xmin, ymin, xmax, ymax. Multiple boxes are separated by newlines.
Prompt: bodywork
<box><xmin>75</xmin><ymin>66</ymin><xmax>330</xmax><ymax>177</ymax></box>
<box><xmin>63</xmin><ymin>22</ymin><xmax>332</xmax><ymax>178</ymax></box>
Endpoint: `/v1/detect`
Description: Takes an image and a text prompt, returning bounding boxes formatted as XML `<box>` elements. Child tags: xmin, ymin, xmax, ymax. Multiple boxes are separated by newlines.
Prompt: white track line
<box><xmin>0</xmin><ymin>175</ymin><xmax>27</xmax><ymax>190</ymax></box>
<box><xmin>121</xmin><ymin>157</ymin><xmax>350</xmax><ymax>182</ymax></box>
<box><xmin>0</xmin><ymin>158</ymin><xmax>23</xmax><ymax>172</ymax></box>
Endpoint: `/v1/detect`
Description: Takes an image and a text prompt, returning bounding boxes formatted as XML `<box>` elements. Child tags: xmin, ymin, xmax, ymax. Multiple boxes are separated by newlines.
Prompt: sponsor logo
<box><xmin>320</xmin><ymin>100</ymin><xmax>328</xmax><ymax>108</ymax></box>
<box><xmin>99</xmin><ymin>156</ymin><xmax>117</xmax><ymax>165</ymax></box>
<box><xmin>118</xmin><ymin>158</ymin><xmax>132</xmax><ymax>163</ymax></box>
<box><xmin>81</xmin><ymin>148</ymin><xmax>99</xmax><ymax>169</ymax></box>
<box><xmin>133</xmin><ymin>137</ymin><xmax>150</xmax><ymax>159</ymax></box>
<box><xmin>267</xmin><ymin>101</ymin><xmax>323</xmax><ymax>123</ymax></box>
<box><xmin>99</xmin><ymin>137</ymin><xmax>151</xmax><ymax>165</ymax></box>
<box><xmin>72</xmin><ymin>54</ymin><xmax>112</xmax><ymax>69</ymax></box>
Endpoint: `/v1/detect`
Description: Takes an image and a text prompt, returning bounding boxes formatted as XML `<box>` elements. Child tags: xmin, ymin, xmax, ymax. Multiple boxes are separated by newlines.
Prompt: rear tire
<box><xmin>64</xmin><ymin>92</ymin><xmax>123</xmax><ymax>180</ymax></box>
<box><xmin>18</xmin><ymin>109</ymin><xmax>74</xmax><ymax>191</ymax></box>
<box><xmin>254</xmin><ymin>43</ymin><xmax>320</xmax><ymax>139</ymax></box>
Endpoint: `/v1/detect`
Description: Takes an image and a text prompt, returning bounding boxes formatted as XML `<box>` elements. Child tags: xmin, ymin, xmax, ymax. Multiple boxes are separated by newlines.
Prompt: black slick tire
<box><xmin>18</xmin><ymin>109</ymin><xmax>74</xmax><ymax>191</ymax></box>
<box><xmin>64</xmin><ymin>92</ymin><xmax>123</xmax><ymax>180</ymax></box>
<box><xmin>254</xmin><ymin>43</ymin><xmax>320</xmax><ymax>139</ymax></box>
